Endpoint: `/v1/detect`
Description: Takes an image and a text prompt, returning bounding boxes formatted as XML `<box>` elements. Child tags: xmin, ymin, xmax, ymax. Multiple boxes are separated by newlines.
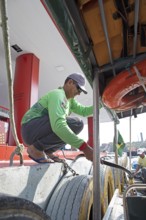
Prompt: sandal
<box><xmin>28</xmin><ymin>155</ymin><xmax>54</xmax><ymax>164</ymax></box>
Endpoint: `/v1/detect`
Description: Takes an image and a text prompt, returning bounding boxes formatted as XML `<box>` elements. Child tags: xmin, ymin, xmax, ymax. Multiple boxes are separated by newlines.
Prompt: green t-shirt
<box><xmin>21</xmin><ymin>88</ymin><xmax>94</xmax><ymax>149</ymax></box>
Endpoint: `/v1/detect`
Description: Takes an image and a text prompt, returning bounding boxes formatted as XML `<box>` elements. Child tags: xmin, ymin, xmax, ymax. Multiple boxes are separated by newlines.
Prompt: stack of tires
<box><xmin>0</xmin><ymin>154</ymin><xmax>127</xmax><ymax>220</ymax></box>
<box><xmin>45</xmin><ymin>156</ymin><xmax>116</xmax><ymax>219</ymax></box>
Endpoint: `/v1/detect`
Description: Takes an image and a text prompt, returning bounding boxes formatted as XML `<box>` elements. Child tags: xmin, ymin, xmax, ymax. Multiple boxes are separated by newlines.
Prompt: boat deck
<box><xmin>103</xmin><ymin>176</ymin><xmax>144</xmax><ymax>220</ymax></box>
<box><xmin>103</xmin><ymin>189</ymin><xmax>124</xmax><ymax>220</ymax></box>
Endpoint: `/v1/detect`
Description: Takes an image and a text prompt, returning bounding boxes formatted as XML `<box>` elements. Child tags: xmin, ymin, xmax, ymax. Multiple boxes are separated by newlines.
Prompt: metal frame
<box><xmin>98</xmin><ymin>0</ymin><xmax>115</xmax><ymax>76</ymax></box>
<box><xmin>123</xmin><ymin>184</ymin><xmax>146</xmax><ymax>220</ymax></box>
<box><xmin>133</xmin><ymin>0</ymin><xmax>140</xmax><ymax>58</ymax></box>
<box><xmin>93</xmin><ymin>71</ymin><xmax>101</xmax><ymax>220</ymax></box>
<box><xmin>41</xmin><ymin>1</ymin><xmax>146</xmax><ymax>219</ymax></box>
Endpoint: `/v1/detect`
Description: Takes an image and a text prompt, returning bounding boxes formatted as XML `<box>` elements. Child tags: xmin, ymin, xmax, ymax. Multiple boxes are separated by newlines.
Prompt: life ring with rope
<box><xmin>102</xmin><ymin>59</ymin><xmax>146</xmax><ymax>111</ymax></box>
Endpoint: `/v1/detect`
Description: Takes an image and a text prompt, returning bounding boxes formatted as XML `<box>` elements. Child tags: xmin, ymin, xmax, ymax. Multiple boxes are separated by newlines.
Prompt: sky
<box><xmin>78</xmin><ymin>112</ymin><xmax>146</xmax><ymax>145</ymax></box>
<box><xmin>100</xmin><ymin>114</ymin><xmax>145</xmax><ymax>144</ymax></box>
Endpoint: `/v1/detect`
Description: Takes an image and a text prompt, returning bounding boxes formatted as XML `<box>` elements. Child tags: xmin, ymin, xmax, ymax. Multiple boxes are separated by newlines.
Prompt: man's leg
<box><xmin>141</xmin><ymin>168</ymin><xmax>146</xmax><ymax>183</ymax></box>
<box><xmin>44</xmin><ymin>116</ymin><xmax>84</xmax><ymax>154</ymax></box>
<box><xmin>21</xmin><ymin>115</ymin><xmax>84</xmax><ymax>161</ymax></box>
<box><xmin>21</xmin><ymin>115</ymin><xmax>57</xmax><ymax>162</ymax></box>
<box><xmin>44</xmin><ymin>116</ymin><xmax>84</xmax><ymax>161</ymax></box>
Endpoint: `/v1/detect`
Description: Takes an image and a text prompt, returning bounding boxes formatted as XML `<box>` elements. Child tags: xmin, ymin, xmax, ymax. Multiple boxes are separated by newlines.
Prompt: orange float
<box><xmin>102</xmin><ymin>59</ymin><xmax>146</xmax><ymax>111</ymax></box>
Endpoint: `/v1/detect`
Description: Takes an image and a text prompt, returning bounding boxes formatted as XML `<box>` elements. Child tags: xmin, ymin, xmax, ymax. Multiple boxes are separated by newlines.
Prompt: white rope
<box><xmin>133</xmin><ymin>65</ymin><xmax>146</xmax><ymax>93</ymax></box>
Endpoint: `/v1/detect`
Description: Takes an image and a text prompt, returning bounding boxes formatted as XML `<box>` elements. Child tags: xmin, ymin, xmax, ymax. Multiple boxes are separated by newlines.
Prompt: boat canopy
<box><xmin>42</xmin><ymin>0</ymin><xmax>146</xmax><ymax>119</ymax></box>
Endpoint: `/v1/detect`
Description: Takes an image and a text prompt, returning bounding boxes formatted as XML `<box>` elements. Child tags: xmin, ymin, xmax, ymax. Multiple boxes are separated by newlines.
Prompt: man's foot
<box><xmin>46</xmin><ymin>153</ymin><xmax>65</xmax><ymax>163</ymax></box>
<box><xmin>27</xmin><ymin>145</ymin><xmax>54</xmax><ymax>163</ymax></box>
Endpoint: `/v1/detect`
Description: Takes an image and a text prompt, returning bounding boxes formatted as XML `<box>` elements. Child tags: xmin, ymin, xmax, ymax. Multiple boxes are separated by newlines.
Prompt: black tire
<box><xmin>46</xmin><ymin>175</ymin><xmax>93</xmax><ymax>220</ymax></box>
<box><xmin>0</xmin><ymin>196</ymin><xmax>51</xmax><ymax>220</ymax></box>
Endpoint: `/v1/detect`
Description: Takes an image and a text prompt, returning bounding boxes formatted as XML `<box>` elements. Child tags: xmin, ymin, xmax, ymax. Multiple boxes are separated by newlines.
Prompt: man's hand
<box><xmin>82</xmin><ymin>145</ymin><xmax>93</xmax><ymax>162</ymax></box>
<box><xmin>133</xmin><ymin>165</ymin><xmax>141</xmax><ymax>176</ymax></box>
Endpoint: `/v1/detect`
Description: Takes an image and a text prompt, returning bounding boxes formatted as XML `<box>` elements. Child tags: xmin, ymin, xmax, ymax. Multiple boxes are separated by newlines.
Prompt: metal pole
<box><xmin>98</xmin><ymin>0</ymin><xmax>115</xmax><ymax>76</ymax></box>
<box><xmin>94</xmin><ymin>53</ymin><xmax>146</xmax><ymax>74</ymax></box>
<box><xmin>114</xmin><ymin>122</ymin><xmax>122</xmax><ymax>194</ymax></box>
<box><xmin>93</xmin><ymin>72</ymin><xmax>101</xmax><ymax>220</ymax></box>
<box><xmin>129</xmin><ymin>116</ymin><xmax>132</xmax><ymax>171</ymax></box>
<box><xmin>114</xmin><ymin>122</ymin><xmax>119</xmax><ymax>186</ymax></box>
<box><xmin>133</xmin><ymin>0</ymin><xmax>140</xmax><ymax>58</ymax></box>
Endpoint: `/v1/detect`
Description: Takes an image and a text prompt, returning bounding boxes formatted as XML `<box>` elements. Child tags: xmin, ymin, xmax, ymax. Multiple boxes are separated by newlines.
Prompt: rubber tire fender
<box><xmin>0</xmin><ymin>195</ymin><xmax>51</xmax><ymax>220</ymax></box>
<box><xmin>89</xmin><ymin>162</ymin><xmax>115</xmax><ymax>217</ymax></box>
<box><xmin>118</xmin><ymin>157</ymin><xmax>126</xmax><ymax>185</ymax></box>
<box><xmin>122</xmin><ymin>153</ymin><xmax>128</xmax><ymax>168</ymax></box>
<box><xmin>100</xmin><ymin>165</ymin><xmax>115</xmax><ymax>217</ymax></box>
<box><xmin>46</xmin><ymin>175</ymin><xmax>93</xmax><ymax>220</ymax></box>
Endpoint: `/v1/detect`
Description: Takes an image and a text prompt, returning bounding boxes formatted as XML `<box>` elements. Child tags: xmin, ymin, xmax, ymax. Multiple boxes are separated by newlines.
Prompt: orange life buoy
<box><xmin>102</xmin><ymin>59</ymin><xmax>146</xmax><ymax>111</ymax></box>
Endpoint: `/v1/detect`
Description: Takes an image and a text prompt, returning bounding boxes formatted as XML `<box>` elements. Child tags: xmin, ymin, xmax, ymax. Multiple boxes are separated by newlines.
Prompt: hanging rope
<box><xmin>0</xmin><ymin>0</ymin><xmax>24</xmax><ymax>166</ymax></box>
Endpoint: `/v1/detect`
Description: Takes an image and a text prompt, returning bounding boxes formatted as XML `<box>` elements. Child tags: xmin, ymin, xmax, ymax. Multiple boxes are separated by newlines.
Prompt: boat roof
<box><xmin>43</xmin><ymin>0</ymin><xmax>146</xmax><ymax>119</ymax></box>
<box><xmin>1</xmin><ymin>0</ymin><xmax>146</xmax><ymax>122</ymax></box>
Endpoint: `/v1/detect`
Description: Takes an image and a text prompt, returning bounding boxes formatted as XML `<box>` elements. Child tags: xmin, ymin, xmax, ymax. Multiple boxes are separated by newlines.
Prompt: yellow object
<box><xmin>138</xmin><ymin>156</ymin><xmax>146</xmax><ymax>167</ymax></box>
